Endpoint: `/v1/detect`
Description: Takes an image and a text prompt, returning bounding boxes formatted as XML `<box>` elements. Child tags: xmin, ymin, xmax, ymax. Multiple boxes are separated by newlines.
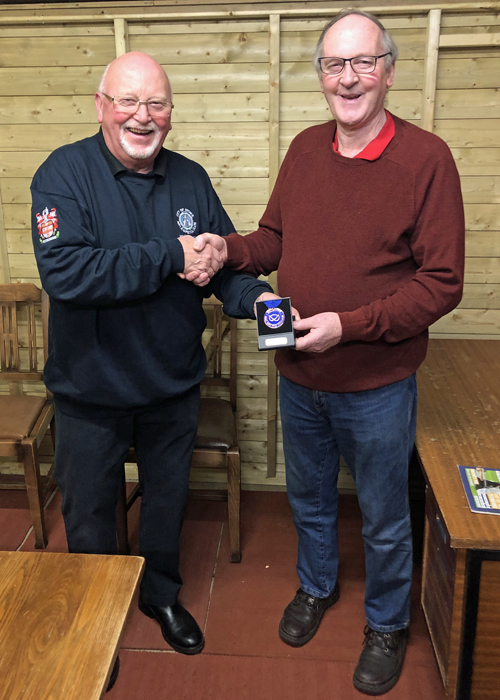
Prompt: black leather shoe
<box><xmin>106</xmin><ymin>656</ymin><xmax>120</xmax><ymax>692</ymax></box>
<box><xmin>278</xmin><ymin>582</ymin><xmax>340</xmax><ymax>647</ymax></box>
<box><xmin>353</xmin><ymin>626</ymin><xmax>408</xmax><ymax>695</ymax></box>
<box><xmin>139</xmin><ymin>601</ymin><xmax>205</xmax><ymax>655</ymax></box>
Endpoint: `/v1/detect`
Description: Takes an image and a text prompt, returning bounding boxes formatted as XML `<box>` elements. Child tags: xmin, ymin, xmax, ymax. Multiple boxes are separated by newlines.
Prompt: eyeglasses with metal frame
<box><xmin>317</xmin><ymin>53</ymin><xmax>392</xmax><ymax>76</ymax></box>
<box><xmin>101</xmin><ymin>93</ymin><xmax>174</xmax><ymax>115</ymax></box>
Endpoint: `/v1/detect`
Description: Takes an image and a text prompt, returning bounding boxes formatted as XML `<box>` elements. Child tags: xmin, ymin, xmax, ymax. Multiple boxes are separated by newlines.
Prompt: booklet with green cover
<box><xmin>459</xmin><ymin>465</ymin><xmax>500</xmax><ymax>515</ymax></box>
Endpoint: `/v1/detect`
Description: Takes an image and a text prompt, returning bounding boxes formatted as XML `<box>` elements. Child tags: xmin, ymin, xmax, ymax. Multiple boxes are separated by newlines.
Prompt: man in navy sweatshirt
<box><xmin>31</xmin><ymin>51</ymin><xmax>273</xmax><ymax>656</ymax></box>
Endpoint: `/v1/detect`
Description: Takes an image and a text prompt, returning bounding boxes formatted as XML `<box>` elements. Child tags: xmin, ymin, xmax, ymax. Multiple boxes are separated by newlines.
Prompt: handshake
<box><xmin>178</xmin><ymin>232</ymin><xmax>343</xmax><ymax>353</ymax></box>
<box><xmin>177</xmin><ymin>232</ymin><xmax>228</xmax><ymax>287</ymax></box>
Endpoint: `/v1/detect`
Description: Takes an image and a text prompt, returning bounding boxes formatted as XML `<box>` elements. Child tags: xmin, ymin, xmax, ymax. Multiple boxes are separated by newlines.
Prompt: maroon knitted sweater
<box><xmin>226</xmin><ymin>114</ymin><xmax>465</xmax><ymax>392</ymax></box>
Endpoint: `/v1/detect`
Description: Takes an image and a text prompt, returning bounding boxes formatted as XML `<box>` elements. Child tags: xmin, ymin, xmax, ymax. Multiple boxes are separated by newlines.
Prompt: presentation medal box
<box><xmin>256</xmin><ymin>297</ymin><xmax>295</xmax><ymax>351</ymax></box>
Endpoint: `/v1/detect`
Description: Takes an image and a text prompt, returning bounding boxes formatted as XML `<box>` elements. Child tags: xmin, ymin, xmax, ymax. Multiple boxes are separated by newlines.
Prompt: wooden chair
<box><xmin>0</xmin><ymin>284</ymin><xmax>55</xmax><ymax>548</ymax></box>
<box><xmin>116</xmin><ymin>296</ymin><xmax>242</xmax><ymax>563</ymax></box>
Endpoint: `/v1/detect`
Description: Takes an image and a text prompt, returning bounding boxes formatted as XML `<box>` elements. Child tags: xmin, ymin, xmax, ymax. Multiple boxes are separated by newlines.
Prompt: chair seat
<box><xmin>0</xmin><ymin>395</ymin><xmax>47</xmax><ymax>441</ymax></box>
<box><xmin>195</xmin><ymin>398</ymin><xmax>236</xmax><ymax>450</ymax></box>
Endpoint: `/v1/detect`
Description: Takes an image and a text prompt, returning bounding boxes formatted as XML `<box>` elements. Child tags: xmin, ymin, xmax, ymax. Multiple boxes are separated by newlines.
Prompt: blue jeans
<box><xmin>279</xmin><ymin>373</ymin><xmax>417</xmax><ymax>632</ymax></box>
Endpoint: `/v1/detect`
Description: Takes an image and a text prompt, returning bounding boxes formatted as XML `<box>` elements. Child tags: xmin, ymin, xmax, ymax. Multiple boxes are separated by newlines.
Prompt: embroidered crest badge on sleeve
<box><xmin>36</xmin><ymin>207</ymin><xmax>60</xmax><ymax>244</ymax></box>
<box><xmin>176</xmin><ymin>208</ymin><xmax>197</xmax><ymax>235</ymax></box>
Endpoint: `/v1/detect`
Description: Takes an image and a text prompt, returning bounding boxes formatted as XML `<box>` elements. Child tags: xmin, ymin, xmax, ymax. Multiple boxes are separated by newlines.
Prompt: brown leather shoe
<box><xmin>353</xmin><ymin>626</ymin><xmax>408</xmax><ymax>696</ymax></box>
<box><xmin>278</xmin><ymin>582</ymin><xmax>340</xmax><ymax>647</ymax></box>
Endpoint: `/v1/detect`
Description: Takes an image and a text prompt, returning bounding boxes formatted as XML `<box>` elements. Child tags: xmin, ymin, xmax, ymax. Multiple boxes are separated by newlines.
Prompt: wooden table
<box><xmin>0</xmin><ymin>551</ymin><xmax>144</xmax><ymax>700</ymax></box>
<box><xmin>416</xmin><ymin>339</ymin><xmax>500</xmax><ymax>700</ymax></box>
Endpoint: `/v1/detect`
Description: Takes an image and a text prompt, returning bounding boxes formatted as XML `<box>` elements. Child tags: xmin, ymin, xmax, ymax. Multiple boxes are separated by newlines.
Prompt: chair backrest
<box><xmin>0</xmin><ymin>283</ymin><xmax>48</xmax><ymax>391</ymax></box>
<box><xmin>202</xmin><ymin>296</ymin><xmax>237</xmax><ymax>412</ymax></box>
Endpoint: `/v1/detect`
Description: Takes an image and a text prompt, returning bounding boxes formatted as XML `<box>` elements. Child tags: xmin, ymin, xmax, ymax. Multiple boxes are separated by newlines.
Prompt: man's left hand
<box><xmin>293</xmin><ymin>312</ymin><xmax>342</xmax><ymax>353</ymax></box>
<box><xmin>253</xmin><ymin>292</ymin><xmax>300</xmax><ymax>321</ymax></box>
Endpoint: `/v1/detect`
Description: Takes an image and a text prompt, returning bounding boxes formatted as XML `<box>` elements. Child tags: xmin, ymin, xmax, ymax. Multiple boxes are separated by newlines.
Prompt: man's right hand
<box><xmin>194</xmin><ymin>232</ymin><xmax>228</xmax><ymax>260</ymax></box>
<box><xmin>177</xmin><ymin>235</ymin><xmax>224</xmax><ymax>287</ymax></box>
<box><xmin>178</xmin><ymin>233</ymin><xmax>228</xmax><ymax>285</ymax></box>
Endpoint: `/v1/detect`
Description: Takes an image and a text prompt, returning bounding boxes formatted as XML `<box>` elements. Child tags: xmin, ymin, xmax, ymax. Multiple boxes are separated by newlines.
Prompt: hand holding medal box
<box><xmin>256</xmin><ymin>297</ymin><xmax>296</xmax><ymax>351</ymax></box>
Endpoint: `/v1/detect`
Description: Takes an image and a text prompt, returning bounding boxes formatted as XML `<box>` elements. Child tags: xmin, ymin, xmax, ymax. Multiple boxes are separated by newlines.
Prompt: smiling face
<box><xmin>319</xmin><ymin>15</ymin><xmax>395</xmax><ymax>133</ymax></box>
<box><xmin>95</xmin><ymin>52</ymin><xmax>172</xmax><ymax>173</ymax></box>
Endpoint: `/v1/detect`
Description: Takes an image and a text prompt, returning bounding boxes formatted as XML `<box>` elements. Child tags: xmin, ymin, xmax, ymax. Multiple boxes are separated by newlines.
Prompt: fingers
<box><xmin>292</xmin><ymin>313</ymin><xmax>342</xmax><ymax>353</ymax></box>
<box><xmin>193</xmin><ymin>232</ymin><xmax>228</xmax><ymax>261</ymax></box>
<box><xmin>294</xmin><ymin>333</ymin><xmax>317</xmax><ymax>352</ymax></box>
<box><xmin>293</xmin><ymin>318</ymin><xmax>313</xmax><ymax>332</ymax></box>
<box><xmin>253</xmin><ymin>291</ymin><xmax>281</xmax><ymax>318</ymax></box>
<box><xmin>178</xmin><ymin>235</ymin><xmax>224</xmax><ymax>282</ymax></box>
<box><xmin>193</xmin><ymin>233</ymin><xmax>209</xmax><ymax>252</ymax></box>
<box><xmin>177</xmin><ymin>270</ymin><xmax>210</xmax><ymax>285</ymax></box>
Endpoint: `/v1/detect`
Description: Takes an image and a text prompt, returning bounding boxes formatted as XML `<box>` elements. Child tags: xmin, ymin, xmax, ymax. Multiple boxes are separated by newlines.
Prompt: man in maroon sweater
<box><xmin>192</xmin><ymin>10</ymin><xmax>464</xmax><ymax>695</ymax></box>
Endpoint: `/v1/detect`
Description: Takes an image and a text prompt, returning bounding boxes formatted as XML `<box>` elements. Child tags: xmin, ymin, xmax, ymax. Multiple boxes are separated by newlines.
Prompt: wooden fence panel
<box><xmin>0</xmin><ymin>4</ymin><xmax>499</xmax><ymax>488</ymax></box>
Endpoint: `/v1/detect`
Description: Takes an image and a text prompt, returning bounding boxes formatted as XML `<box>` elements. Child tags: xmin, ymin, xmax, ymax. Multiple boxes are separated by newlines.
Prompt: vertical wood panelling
<box><xmin>114</xmin><ymin>18</ymin><xmax>130</xmax><ymax>57</ymax></box>
<box><xmin>0</xmin><ymin>3</ymin><xmax>498</xmax><ymax>489</ymax></box>
<box><xmin>266</xmin><ymin>13</ymin><xmax>280</xmax><ymax>479</ymax></box>
<box><xmin>431</xmin><ymin>23</ymin><xmax>500</xmax><ymax>341</ymax></box>
<box><xmin>421</xmin><ymin>8</ymin><xmax>441</xmax><ymax>133</ymax></box>
<box><xmin>268</xmin><ymin>13</ymin><xmax>280</xmax><ymax>191</ymax></box>
<box><xmin>0</xmin><ymin>188</ymin><xmax>10</xmax><ymax>284</ymax></box>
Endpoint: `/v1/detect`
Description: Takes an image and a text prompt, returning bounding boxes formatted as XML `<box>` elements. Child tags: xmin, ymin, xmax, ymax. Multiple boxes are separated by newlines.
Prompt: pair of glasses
<box><xmin>101</xmin><ymin>93</ymin><xmax>174</xmax><ymax>115</ymax></box>
<box><xmin>317</xmin><ymin>53</ymin><xmax>391</xmax><ymax>76</ymax></box>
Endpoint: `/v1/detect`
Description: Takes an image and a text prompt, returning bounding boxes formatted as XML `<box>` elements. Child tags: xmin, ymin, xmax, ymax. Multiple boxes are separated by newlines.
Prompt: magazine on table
<box><xmin>458</xmin><ymin>465</ymin><xmax>500</xmax><ymax>515</ymax></box>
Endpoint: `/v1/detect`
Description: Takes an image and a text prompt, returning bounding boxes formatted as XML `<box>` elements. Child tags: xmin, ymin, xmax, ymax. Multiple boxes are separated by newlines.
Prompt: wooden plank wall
<box><xmin>0</xmin><ymin>2</ymin><xmax>499</xmax><ymax>490</ymax></box>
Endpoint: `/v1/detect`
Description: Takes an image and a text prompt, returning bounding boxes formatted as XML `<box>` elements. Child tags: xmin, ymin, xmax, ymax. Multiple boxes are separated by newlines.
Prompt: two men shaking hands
<box><xmin>179</xmin><ymin>232</ymin><xmax>343</xmax><ymax>354</ymax></box>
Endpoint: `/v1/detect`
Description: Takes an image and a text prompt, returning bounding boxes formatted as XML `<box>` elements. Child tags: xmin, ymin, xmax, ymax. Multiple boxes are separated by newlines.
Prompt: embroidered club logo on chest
<box><xmin>36</xmin><ymin>207</ymin><xmax>60</xmax><ymax>244</ymax></box>
<box><xmin>176</xmin><ymin>208</ymin><xmax>197</xmax><ymax>235</ymax></box>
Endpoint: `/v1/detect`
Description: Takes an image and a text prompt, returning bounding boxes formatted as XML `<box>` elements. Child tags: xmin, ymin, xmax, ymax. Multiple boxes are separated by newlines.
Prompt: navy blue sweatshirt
<box><xmin>31</xmin><ymin>132</ymin><xmax>271</xmax><ymax>413</ymax></box>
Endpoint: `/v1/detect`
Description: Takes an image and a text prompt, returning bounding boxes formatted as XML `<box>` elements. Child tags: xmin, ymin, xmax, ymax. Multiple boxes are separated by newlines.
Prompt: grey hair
<box><xmin>98</xmin><ymin>62</ymin><xmax>111</xmax><ymax>93</ymax></box>
<box><xmin>313</xmin><ymin>9</ymin><xmax>399</xmax><ymax>76</ymax></box>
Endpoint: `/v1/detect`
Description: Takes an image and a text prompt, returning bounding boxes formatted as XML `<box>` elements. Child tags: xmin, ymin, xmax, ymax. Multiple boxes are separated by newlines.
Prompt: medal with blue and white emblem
<box><xmin>255</xmin><ymin>297</ymin><xmax>295</xmax><ymax>351</ymax></box>
<box><xmin>264</xmin><ymin>306</ymin><xmax>285</xmax><ymax>330</ymax></box>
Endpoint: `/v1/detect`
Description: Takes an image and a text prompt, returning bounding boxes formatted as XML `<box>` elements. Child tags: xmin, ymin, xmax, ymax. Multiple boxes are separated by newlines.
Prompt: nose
<box><xmin>340</xmin><ymin>60</ymin><xmax>359</xmax><ymax>87</ymax></box>
<box><xmin>134</xmin><ymin>102</ymin><xmax>151</xmax><ymax>122</ymax></box>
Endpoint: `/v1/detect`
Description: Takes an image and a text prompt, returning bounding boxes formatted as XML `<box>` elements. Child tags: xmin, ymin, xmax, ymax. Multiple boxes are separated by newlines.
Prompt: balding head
<box><xmin>95</xmin><ymin>52</ymin><xmax>173</xmax><ymax>174</ymax></box>
<box><xmin>98</xmin><ymin>52</ymin><xmax>171</xmax><ymax>97</ymax></box>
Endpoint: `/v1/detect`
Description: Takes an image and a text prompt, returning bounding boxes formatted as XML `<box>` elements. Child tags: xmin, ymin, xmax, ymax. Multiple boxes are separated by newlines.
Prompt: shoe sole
<box><xmin>278</xmin><ymin>584</ymin><xmax>340</xmax><ymax>647</ymax></box>
<box><xmin>139</xmin><ymin>603</ymin><xmax>205</xmax><ymax>655</ymax></box>
<box><xmin>352</xmin><ymin>667</ymin><xmax>403</xmax><ymax>696</ymax></box>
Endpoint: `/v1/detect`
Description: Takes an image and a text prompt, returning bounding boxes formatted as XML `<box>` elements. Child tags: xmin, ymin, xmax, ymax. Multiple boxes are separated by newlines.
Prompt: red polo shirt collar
<box><xmin>333</xmin><ymin>111</ymin><xmax>395</xmax><ymax>160</ymax></box>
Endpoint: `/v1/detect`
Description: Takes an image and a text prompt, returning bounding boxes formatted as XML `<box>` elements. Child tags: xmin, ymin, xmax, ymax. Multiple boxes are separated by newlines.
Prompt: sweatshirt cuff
<box><xmin>242</xmin><ymin>283</ymin><xmax>274</xmax><ymax>318</ymax></box>
<box><xmin>336</xmin><ymin>310</ymin><xmax>365</xmax><ymax>343</ymax></box>
<box><xmin>225</xmin><ymin>232</ymin><xmax>246</xmax><ymax>268</ymax></box>
<box><xmin>168</xmin><ymin>238</ymin><xmax>186</xmax><ymax>274</ymax></box>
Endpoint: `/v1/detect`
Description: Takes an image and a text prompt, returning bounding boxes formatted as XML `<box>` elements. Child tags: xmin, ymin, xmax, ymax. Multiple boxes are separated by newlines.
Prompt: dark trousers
<box><xmin>54</xmin><ymin>386</ymin><xmax>200</xmax><ymax>606</ymax></box>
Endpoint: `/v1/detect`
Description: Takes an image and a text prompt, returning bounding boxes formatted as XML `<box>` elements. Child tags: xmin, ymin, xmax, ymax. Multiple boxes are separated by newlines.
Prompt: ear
<box><xmin>386</xmin><ymin>62</ymin><xmax>395</xmax><ymax>90</ymax></box>
<box><xmin>319</xmin><ymin>74</ymin><xmax>325</xmax><ymax>95</ymax></box>
<box><xmin>94</xmin><ymin>92</ymin><xmax>104</xmax><ymax>124</ymax></box>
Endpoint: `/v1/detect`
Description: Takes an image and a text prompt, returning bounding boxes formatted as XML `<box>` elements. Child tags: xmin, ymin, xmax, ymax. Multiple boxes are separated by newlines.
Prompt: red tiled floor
<box><xmin>108</xmin><ymin>649</ymin><xmax>444</xmax><ymax>700</ymax></box>
<box><xmin>20</xmin><ymin>490</ymin><xmax>68</xmax><ymax>552</ymax></box>
<box><xmin>0</xmin><ymin>490</ymin><xmax>38</xmax><ymax>550</ymax></box>
<box><xmin>204</xmin><ymin>494</ymin><xmax>435</xmax><ymax>667</ymax></box>
<box><xmin>0</xmin><ymin>488</ymin><xmax>444</xmax><ymax>699</ymax></box>
<box><xmin>121</xmin><ymin>497</ymin><xmax>226</xmax><ymax>650</ymax></box>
